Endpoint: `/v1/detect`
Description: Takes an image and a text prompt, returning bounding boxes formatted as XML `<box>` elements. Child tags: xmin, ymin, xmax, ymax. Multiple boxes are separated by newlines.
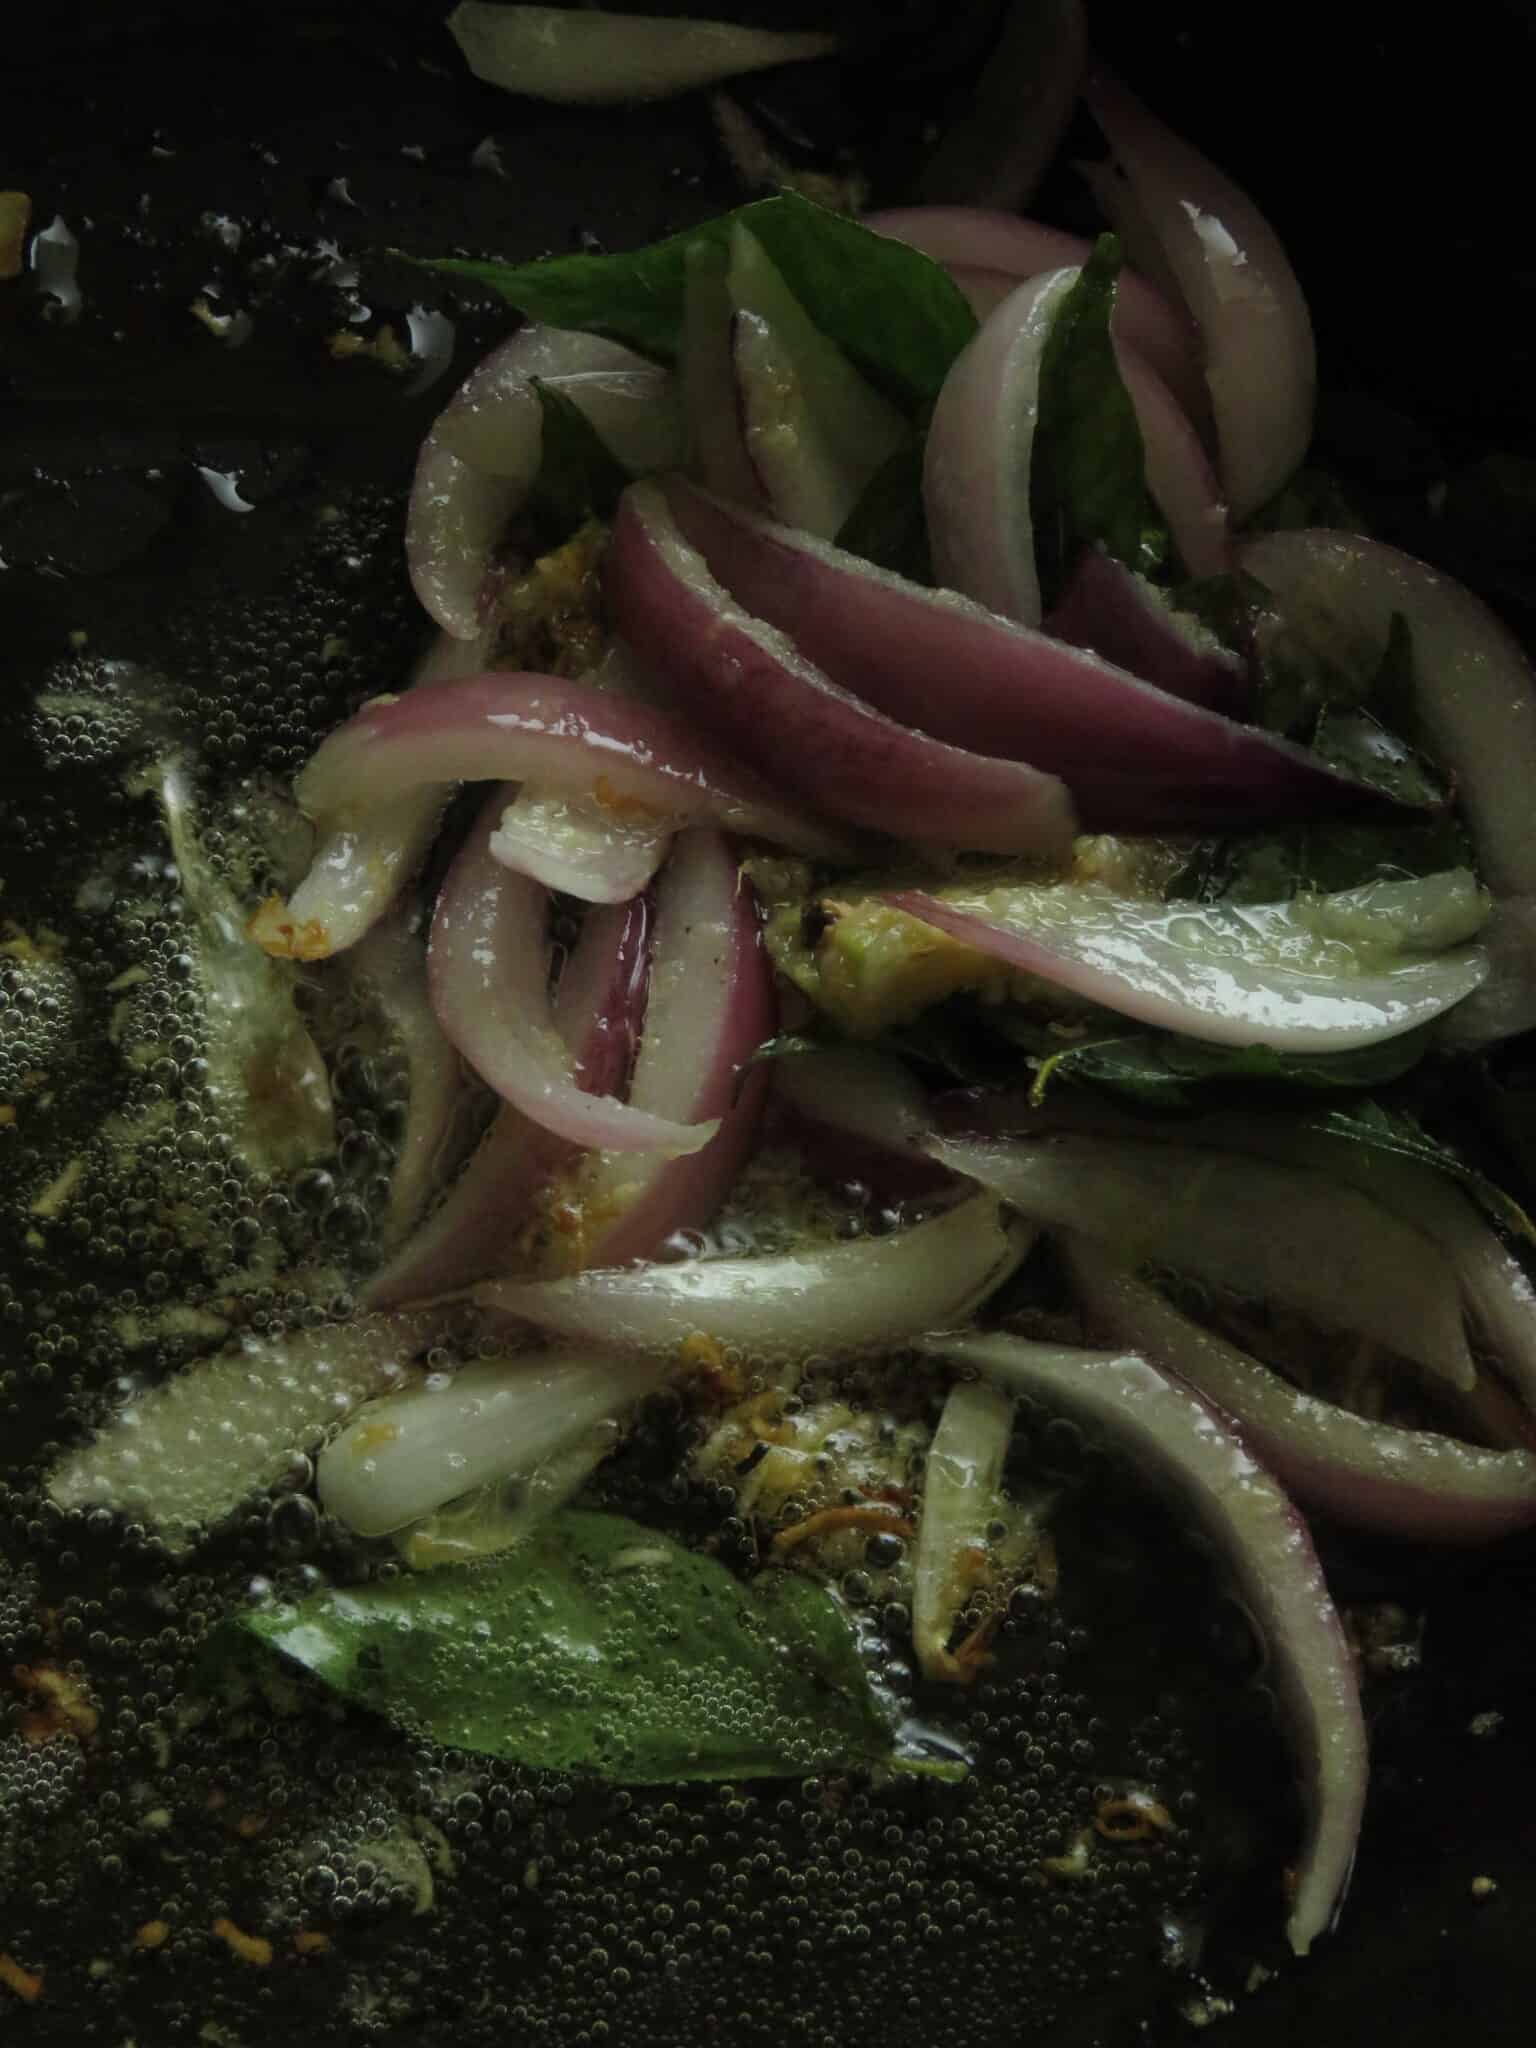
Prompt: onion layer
<box><xmin>408</xmin><ymin>324</ymin><xmax>682</xmax><ymax>638</ymax></box>
<box><xmin>48</xmin><ymin>1311</ymin><xmax>445</xmax><ymax>1553</ymax></box>
<box><xmin>250</xmin><ymin>624</ymin><xmax>497</xmax><ymax>962</ymax></box>
<box><xmin>662</xmin><ymin>479</ymin><xmax>1383</xmax><ymax>832</ymax></box>
<box><xmin>929</xmin><ymin>1129</ymin><xmax>1476</xmax><ymax>1387</ymax></box>
<box><xmin>1065</xmin><ymin>1239</ymin><xmax>1536</xmax><ymax>1543</ymax></box>
<box><xmin>866</xmin><ymin>206</ymin><xmax>1202</xmax><ymax>419</ymax></box>
<box><xmin>605</xmin><ymin>481</ymin><xmax>1080</xmax><ymax>857</ymax></box>
<box><xmin>918</xmin><ymin>1331</ymin><xmax>1366</xmax><ymax>1959</ymax></box>
<box><xmin>888</xmin><ymin>880</ymin><xmax>1487</xmax><ymax>1052</ymax></box>
<box><xmin>362</xmin><ymin>896</ymin><xmax>653</xmax><ymax>1309</ymax></box>
<box><xmin>430</xmin><ymin>790</ymin><xmax>709</xmax><ymax>1156</ymax></box>
<box><xmin>447</xmin><ymin>4</ymin><xmax>838</xmax><ymax>107</ymax></box>
<box><xmin>293</xmin><ymin>669</ymin><xmax>855</xmax><ymax>862</ymax></box>
<box><xmin>490</xmin><ymin>785</ymin><xmax>671</xmax><ymax>903</ymax></box>
<box><xmin>317</xmin><ymin>1349</ymin><xmax>668</xmax><ymax>1539</ymax></box>
<box><xmin>476</xmin><ymin>1194</ymin><xmax>1033</xmax><ymax>1358</ymax></box>
<box><xmin>1043</xmin><ymin>548</ymin><xmax>1244</xmax><ymax>708</ymax></box>
<box><xmin>1240</xmin><ymin>528</ymin><xmax>1536</xmax><ymax>1045</ymax></box>
<box><xmin>1082</xmin><ymin>72</ymin><xmax>1316</xmax><ymax>522</ymax></box>
<box><xmin>569</xmin><ymin>829</ymin><xmax>777</xmax><ymax>1270</ymax></box>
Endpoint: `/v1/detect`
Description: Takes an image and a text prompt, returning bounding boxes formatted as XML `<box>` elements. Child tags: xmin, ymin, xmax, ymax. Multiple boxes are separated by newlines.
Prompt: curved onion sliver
<box><xmin>430</xmin><ymin>790</ymin><xmax>711</xmax><ymax>1156</ymax></box>
<box><xmin>1065</xmin><ymin>1239</ymin><xmax>1536</xmax><ymax>1543</ymax></box>
<box><xmin>918</xmin><ymin>1329</ymin><xmax>1366</xmax><ymax>1959</ymax></box>
<box><xmin>476</xmin><ymin>1194</ymin><xmax>1033</xmax><ymax>1358</ymax></box>
<box><xmin>1081</xmin><ymin>71</ymin><xmax>1315</xmax><ymax>522</ymax></box>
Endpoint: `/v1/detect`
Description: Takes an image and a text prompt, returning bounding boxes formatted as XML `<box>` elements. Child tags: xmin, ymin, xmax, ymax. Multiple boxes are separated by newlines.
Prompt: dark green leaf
<box><xmin>1030</xmin><ymin>234</ymin><xmax>1173</xmax><ymax>601</ymax></box>
<box><xmin>1007</xmin><ymin>1022</ymin><xmax>1434</xmax><ymax>1111</ymax></box>
<box><xmin>1365</xmin><ymin>610</ymin><xmax>1417</xmax><ymax>731</ymax></box>
<box><xmin>524</xmin><ymin>378</ymin><xmax>633</xmax><ymax>548</ymax></box>
<box><xmin>835</xmin><ymin>438</ymin><xmax>933</xmax><ymax>581</ymax></box>
<box><xmin>1305</xmin><ymin>1100</ymin><xmax>1536</xmax><ymax>1246</ymax></box>
<box><xmin>415</xmin><ymin>192</ymin><xmax>977</xmax><ymax>415</ymax></box>
<box><xmin>239</xmin><ymin>1510</ymin><xmax>928</xmax><ymax>1783</ymax></box>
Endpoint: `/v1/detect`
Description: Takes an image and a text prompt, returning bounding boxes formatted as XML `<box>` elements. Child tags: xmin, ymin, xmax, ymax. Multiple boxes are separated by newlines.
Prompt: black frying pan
<box><xmin>4</xmin><ymin>6</ymin><xmax>1535</xmax><ymax>2043</ymax></box>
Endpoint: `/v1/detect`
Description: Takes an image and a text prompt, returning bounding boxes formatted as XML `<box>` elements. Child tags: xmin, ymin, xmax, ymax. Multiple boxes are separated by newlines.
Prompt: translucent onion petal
<box><xmin>918</xmin><ymin>1330</ymin><xmax>1365</xmax><ymax>1958</ymax></box>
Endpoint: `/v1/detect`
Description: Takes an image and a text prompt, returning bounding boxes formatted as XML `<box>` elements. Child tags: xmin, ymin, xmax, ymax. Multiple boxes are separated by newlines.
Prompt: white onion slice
<box><xmin>408</xmin><ymin>324</ymin><xmax>682</xmax><ymax>639</ymax></box>
<box><xmin>888</xmin><ymin>882</ymin><xmax>1487</xmax><ymax>1052</ymax></box>
<box><xmin>866</xmin><ymin>205</ymin><xmax>1204</xmax><ymax>423</ymax></box>
<box><xmin>317</xmin><ymin>1349</ymin><xmax>666</xmax><ymax>1539</ymax></box>
<box><xmin>918</xmin><ymin>1330</ymin><xmax>1366</xmax><ymax>1958</ymax></box>
<box><xmin>561</xmin><ymin>829</ymin><xmax>777</xmax><ymax>1270</ymax></box>
<box><xmin>1065</xmin><ymin>1239</ymin><xmax>1536</xmax><ymax>1543</ymax></box>
<box><xmin>915</xmin><ymin>0</ymin><xmax>1087</xmax><ymax>211</ymax></box>
<box><xmin>476</xmin><ymin>1194</ymin><xmax>1033</xmax><ymax>1359</ymax></box>
<box><xmin>928</xmin><ymin>1130</ymin><xmax>1476</xmax><ymax>1387</ymax></box>
<box><xmin>291</xmin><ymin>669</ymin><xmax>855</xmax><ymax>863</ymax></box>
<box><xmin>912</xmin><ymin>1380</ymin><xmax>1017</xmax><ymax>1682</ymax></box>
<box><xmin>48</xmin><ymin>1311</ymin><xmax>444</xmax><ymax>1553</ymax></box>
<box><xmin>446</xmin><ymin>4</ymin><xmax>838</xmax><ymax>107</ymax></box>
<box><xmin>1240</xmin><ymin>528</ymin><xmax>1536</xmax><ymax>1045</ymax></box>
<box><xmin>430</xmin><ymin>791</ymin><xmax>712</xmax><ymax>1156</ymax></box>
<box><xmin>1081</xmin><ymin>72</ymin><xmax>1316</xmax><ymax>522</ymax></box>
<box><xmin>249</xmin><ymin>623</ymin><xmax>496</xmax><ymax>963</ymax></box>
<box><xmin>681</xmin><ymin>238</ymin><xmax>764</xmax><ymax>508</ymax></box>
<box><xmin>490</xmin><ymin>785</ymin><xmax>671</xmax><ymax>903</ymax></box>
<box><xmin>349</xmin><ymin>912</ymin><xmax>469</xmax><ymax>1249</ymax></box>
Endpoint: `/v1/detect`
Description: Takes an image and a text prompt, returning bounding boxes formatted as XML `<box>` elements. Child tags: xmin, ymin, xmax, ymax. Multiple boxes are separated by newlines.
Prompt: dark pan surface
<box><xmin>4</xmin><ymin>6</ymin><xmax>1535</xmax><ymax>2044</ymax></box>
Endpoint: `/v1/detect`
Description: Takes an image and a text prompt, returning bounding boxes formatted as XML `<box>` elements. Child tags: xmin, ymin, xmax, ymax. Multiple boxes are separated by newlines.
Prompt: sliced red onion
<box><xmin>728</xmin><ymin>221</ymin><xmax>908</xmax><ymax>541</ymax></box>
<box><xmin>1117</xmin><ymin>345</ymin><xmax>1231</xmax><ymax>580</ymax></box>
<box><xmin>1043</xmin><ymin>547</ymin><xmax>1245</xmax><ymax>708</ymax></box>
<box><xmin>430</xmin><ymin>790</ymin><xmax>710</xmax><ymax>1156</ymax></box>
<box><xmin>912</xmin><ymin>1379</ymin><xmax>1018</xmax><ymax>1682</ymax></box>
<box><xmin>476</xmin><ymin>1193</ymin><xmax>1033</xmax><ymax>1358</ymax></box>
<box><xmin>349</xmin><ymin>912</ymin><xmax>471</xmax><ymax>1250</ymax></box>
<box><xmin>928</xmin><ymin>1130</ymin><xmax>1476</xmax><ymax>1387</ymax></box>
<box><xmin>1081</xmin><ymin>72</ymin><xmax>1316</xmax><ymax>522</ymax></box>
<box><xmin>605</xmin><ymin>482</ymin><xmax>1079</xmax><ymax>857</ymax></box>
<box><xmin>446</xmin><ymin>3</ymin><xmax>838</xmax><ymax>107</ymax></box>
<box><xmin>916</xmin><ymin>0</ymin><xmax>1087</xmax><ymax>211</ymax></box>
<box><xmin>887</xmin><ymin>882</ymin><xmax>1487</xmax><ymax>1051</ymax></box>
<box><xmin>866</xmin><ymin>207</ymin><xmax>1204</xmax><ymax>425</ymax></box>
<box><xmin>661</xmin><ymin>479</ymin><xmax>1377</xmax><ymax>832</ymax></box>
<box><xmin>316</xmin><ymin>1348</ymin><xmax>668</xmax><ymax>1539</ymax></box>
<box><xmin>47</xmin><ymin>1310</ymin><xmax>445</xmax><ymax>1554</ymax></box>
<box><xmin>408</xmin><ymin>324</ymin><xmax>683</xmax><ymax>639</ymax></box>
<box><xmin>250</xmin><ymin>624</ymin><xmax>497</xmax><ymax>963</ymax></box>
<box><xmin>1240</xmin><ymin>529</ymin><xmax>1536</xmax><ymax>1045</ymax></box>
<box><xmin>1064</xmin><ymin>1238</ymin><xmax>1536</xmax><ymax>1543</ymax></box>
<box><xmin>919</xmin><ymin>1329</ymin><xmax>1366</xmax><ymax>1958</ymax></box>
<box><xmin>681</xmin><ymin>238</ymin><xmax>764</xmax><ymax>508</ymax></box>
<box><xmin>362</xmin><ymin>896</ymin><xmax>653</xmax><ymax>1308</ymax></box>
<box><xmin>559</xmin><ymin>829</ymin><xmax>777</xmax><ymax>1270</ymax></box>
<box><xmin>924</xmin><ymin>268</ymin><xmax>1227</xmax><ymax>626</ymax></box>
<box><xmin>294</xmin><ymin>670</ymin><xmax>855</xmax><ymax>861</ymax></box>
<box><xmin>490</xmin><ymin>785</ymin><xmax>671</xmax><ymax>902</ymax></box>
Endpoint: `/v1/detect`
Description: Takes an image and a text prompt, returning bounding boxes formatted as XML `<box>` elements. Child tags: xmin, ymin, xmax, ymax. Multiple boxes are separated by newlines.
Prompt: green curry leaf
<box><xmin>1030</xmin><ymin>234</ymin><xmax>1173</xmax><ymax>601</ymax></box>
<box><xmin>415</xmin><ymin>191</ymin><xmax>976</xmax><ymax>415</ymax></box>
<box><xmin>239</xmin><ymin>1511</ymin><xmax>943</xmax><ymax>1784</ymax></box>
<box><xmin>523</xmin><ymin>376</ymin><xmax>633</xmax><ymax>547</ymax></box>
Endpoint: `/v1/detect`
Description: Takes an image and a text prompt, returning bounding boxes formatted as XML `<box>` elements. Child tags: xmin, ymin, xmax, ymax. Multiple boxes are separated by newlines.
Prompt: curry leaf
<box><xmin>239</xmin><ymin>1510</ymin><xmax>941</xmax><ymax>1783</ymax></box>
<box><xmin>1030</xmin><ymin>234</ymin><xmax>1172</xmax><ymax>601</ymax></box>
<box><xmin>524</xmin><ymin>376</ymin><xmax>633</xmax><ymax>547</ymax></box>
<box><xmin>835</xmin><ymin>438</ymin><xmax>933</xmax><ymax>582</ymax></box>
<box><xmin>1007</xmin><ymin>1021</ymin><xmax>1434</xmax><ymax>1111</ymax></box>
<box><xmin>1304</xmin><ymin>1100</ymin><xmax>1536</xmax><ymax>1246</ymax></box>
<box><xmin>415</xmin><ymin>191</ymin><xmax>976</xmax><ymax>415</ymax></box>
